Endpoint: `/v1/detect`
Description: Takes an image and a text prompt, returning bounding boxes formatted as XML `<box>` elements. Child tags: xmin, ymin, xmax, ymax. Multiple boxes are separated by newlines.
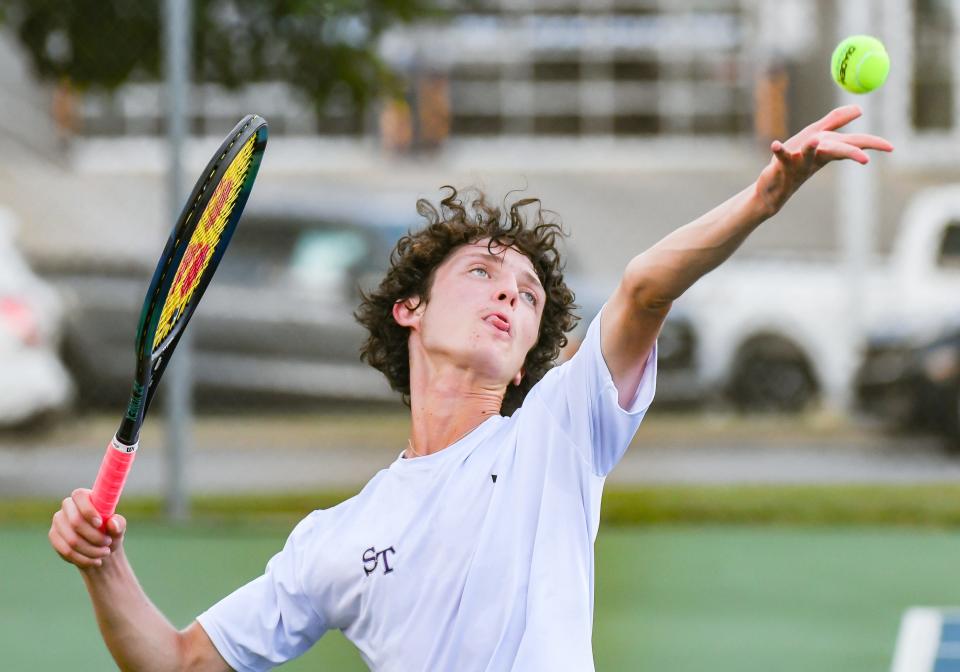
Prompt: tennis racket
<box><xmin>89</xmin><ymin>114</ymin><xmax>268</xmax><ymax>529</ymax></box>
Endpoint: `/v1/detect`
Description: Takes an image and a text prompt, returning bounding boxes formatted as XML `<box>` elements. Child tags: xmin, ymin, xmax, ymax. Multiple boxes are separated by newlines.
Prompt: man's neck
<box><xmin>405</xmin><ymin>379</ymin><xmax>502</xmax><ymax>459</ymax></box>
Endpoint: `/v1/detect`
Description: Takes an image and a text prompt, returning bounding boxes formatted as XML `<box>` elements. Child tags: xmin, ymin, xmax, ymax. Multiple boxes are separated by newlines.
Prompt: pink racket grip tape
<box><xmin>90</xmin><ymin>435</ymin><xmax>138</xmax><ymax>531</ymax></box>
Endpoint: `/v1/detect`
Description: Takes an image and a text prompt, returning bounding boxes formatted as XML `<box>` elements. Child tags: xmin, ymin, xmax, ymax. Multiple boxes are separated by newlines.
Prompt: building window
<box><xmin>912</xmin><ymin>0</ymin><xmax>955</xmax><ymax>131</ymax></box>
<box><xmin>383</xmin><ymin>0</ymin><xmax>751</xmax><ymax>139</ymax></box>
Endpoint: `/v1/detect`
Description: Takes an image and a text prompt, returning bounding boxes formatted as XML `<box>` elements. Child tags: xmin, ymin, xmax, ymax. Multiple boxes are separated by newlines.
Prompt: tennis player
<box><xmin>49</xmin><ymin>105</ymin><xmax>891</xmax><ymax>670</ymax></box>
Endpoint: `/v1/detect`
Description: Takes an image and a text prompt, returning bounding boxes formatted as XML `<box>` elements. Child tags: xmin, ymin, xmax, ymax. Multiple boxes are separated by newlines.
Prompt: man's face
<box><xmin>400</xmin><ymin>239</ymin><xmax>546</xmax><ymax>388</ymax></box>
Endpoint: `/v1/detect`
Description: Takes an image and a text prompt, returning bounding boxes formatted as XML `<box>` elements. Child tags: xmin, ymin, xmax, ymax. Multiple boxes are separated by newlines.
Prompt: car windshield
<box><xmin>215</xmin><ymin>213</ymin><xmax>409</xmax><ymax>303</ymax></box>
<box><xmin>289</xmin><ymin>229</ymin><xmax>369</xmax><ymax>291</ymax></box>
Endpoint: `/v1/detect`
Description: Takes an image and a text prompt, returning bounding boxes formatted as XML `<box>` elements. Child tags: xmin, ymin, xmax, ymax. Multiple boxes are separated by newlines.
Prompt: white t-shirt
<box><xmin>197</xmin><ymin>305</ymin><xmax>657</xmax><ymax>671</ymax></box>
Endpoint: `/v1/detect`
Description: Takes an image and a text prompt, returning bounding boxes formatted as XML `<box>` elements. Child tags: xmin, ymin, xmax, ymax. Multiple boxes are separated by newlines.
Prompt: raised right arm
<box><xmin>49</xmin><ymin>488</ymin><xmax>231</xmax><ymax>672</ymax></box>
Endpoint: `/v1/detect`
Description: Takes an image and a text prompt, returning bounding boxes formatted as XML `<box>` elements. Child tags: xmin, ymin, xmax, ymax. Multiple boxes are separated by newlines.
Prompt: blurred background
<box><xmin>1</xmin><ymin>0</ymin><xmax>960</xmax><ymax>670</ymax></box>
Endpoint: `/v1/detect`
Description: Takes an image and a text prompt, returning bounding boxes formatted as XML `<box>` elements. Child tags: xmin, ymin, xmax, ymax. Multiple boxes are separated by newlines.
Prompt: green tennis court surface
<box><xmin>5</xmin><ymin>522</ymin><xmax>960</xmax><ymax>671</ymax></box>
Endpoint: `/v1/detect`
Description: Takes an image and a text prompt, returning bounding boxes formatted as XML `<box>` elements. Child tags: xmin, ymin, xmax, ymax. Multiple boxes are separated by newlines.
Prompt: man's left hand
<box><xmin>756</xmin><ymin>104</ymin><xmax>893</xmax><ymax>216</ymax></box>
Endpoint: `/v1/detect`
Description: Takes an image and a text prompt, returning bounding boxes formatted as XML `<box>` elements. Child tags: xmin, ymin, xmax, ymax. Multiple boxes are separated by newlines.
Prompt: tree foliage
<box><xmin>0</xmin><ymin>0</ymin><xmax>437</xmax><ymax>114</ymax></box>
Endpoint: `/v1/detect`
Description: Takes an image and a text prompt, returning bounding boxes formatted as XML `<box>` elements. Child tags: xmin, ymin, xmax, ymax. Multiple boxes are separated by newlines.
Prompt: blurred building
<box><xmin>381</xmin><ymin>0</ymin><xmax>755</xmax><ymax>140</ymax></box>
<box><xmin>0</xmin><ymin>1</ymin><xmax>956</xmax><ymax>265</ymax></box>
<box><xmin>73</xmin><ymin>0</ymin><xmax>765</xmax><ymax>142</ymax></box>
<box><xmin>0</xmin><ymin>2</ymin><xmax>949</xmax><ymax>154</ymax></box>
<box><xmin>24</xmin><ymin>2</ymin><xmax>949</xmax><ymax>183</ymax></box>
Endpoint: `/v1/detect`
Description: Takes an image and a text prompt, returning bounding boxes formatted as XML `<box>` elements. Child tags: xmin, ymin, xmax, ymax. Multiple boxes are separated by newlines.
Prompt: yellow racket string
<box><xmin>152</xmin><ymin>135</ymin><xmax>256</xmax><ymax>350</ymax></box>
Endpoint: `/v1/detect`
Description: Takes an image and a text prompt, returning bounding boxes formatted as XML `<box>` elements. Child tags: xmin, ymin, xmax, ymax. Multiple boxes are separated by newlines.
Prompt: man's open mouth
<box><xmin>485</xmin><ymin>313</ymin><xmax>511</xmax><ymax>334</ymax></box>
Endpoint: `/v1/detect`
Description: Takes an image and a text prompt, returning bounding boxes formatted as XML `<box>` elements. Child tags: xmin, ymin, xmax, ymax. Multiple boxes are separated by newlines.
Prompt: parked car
<box><xmin>56</xmin><ymin>194</ymin><xmax>417</xmax><ymax>408</ymax></box>
<box><xmin>855</xmin><ymin>324</ymin><xmax>960</xmax><ymax>451</ymax></box>
<box><xmin>0</xmin><ymin>208</ymin><xmax>73</xmax><ymax>426</ymax></box>
<box><xmin>53</xmin><ymin>193</ymin><xmax>697</xmax><ymax>411</ymax></box>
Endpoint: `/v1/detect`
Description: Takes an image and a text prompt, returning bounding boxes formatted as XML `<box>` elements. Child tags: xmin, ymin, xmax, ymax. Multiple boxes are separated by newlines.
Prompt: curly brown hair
<box><xmin>354</xmin><ymin>186</ymin><xmax>580</xmax><ymax>416</ymax></box>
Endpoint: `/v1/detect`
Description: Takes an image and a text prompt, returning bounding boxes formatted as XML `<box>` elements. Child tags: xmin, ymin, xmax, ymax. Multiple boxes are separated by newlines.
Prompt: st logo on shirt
<box><xmin>363</xmin><ymin>546</ymin><xmax>396</xmax><ymax>576</ymax></box>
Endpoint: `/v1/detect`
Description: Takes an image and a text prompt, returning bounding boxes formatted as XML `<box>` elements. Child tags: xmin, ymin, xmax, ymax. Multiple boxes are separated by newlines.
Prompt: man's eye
<box><xmin>470</xmin><ymin>267</ymin><xmax>489</xmax><ymax>277</ymax></box>
<box><xmin>522</xmin><ymin>291</ymin><xmax>538</xmax><ymax>305</ymax></box>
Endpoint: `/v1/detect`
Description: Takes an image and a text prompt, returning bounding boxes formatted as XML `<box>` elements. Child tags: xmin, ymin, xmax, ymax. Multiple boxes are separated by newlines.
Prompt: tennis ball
<box><xmin>831</xmin><ymin>35</ymin><xmax>890</xmax><ymax>94</ymax></box>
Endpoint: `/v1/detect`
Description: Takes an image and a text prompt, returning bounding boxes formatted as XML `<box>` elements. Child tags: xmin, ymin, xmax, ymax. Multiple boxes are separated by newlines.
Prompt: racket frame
<box><xmin>116</xmin><ymin>114</ymin><xmax>267</xmax><ymax>447</ymax></box>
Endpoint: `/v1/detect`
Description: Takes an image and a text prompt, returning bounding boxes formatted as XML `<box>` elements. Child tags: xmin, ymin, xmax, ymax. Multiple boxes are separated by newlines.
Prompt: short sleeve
<box><xmin>196</xmin><ymin>512</ymin><xmax>327</xmax><ymax>672</ymax></box>
<box><xmin>526</xmin><ymin>302</ymin><xmax>657</xmax><ymax>476</ymax></box>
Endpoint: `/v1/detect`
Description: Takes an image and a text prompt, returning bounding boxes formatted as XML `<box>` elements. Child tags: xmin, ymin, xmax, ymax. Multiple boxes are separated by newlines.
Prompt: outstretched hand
<box><xmin>756</xmin><ymin>105</ymin><xmax>893</xmax><ymax>215</ymax></box>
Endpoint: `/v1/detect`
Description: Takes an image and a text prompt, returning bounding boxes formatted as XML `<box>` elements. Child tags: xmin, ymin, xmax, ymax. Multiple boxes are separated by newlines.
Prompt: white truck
<box><xmin>673</xmin><ymin>185</ymin><xmax>960</xmax><ymax>412</ymax></box>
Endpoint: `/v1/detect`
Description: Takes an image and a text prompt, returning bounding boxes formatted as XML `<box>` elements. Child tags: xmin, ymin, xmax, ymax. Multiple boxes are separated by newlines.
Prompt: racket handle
<box><xmin>90</xmin><ymin>436</ymin><xmax>138</xmax><ymax>528</ymax></box>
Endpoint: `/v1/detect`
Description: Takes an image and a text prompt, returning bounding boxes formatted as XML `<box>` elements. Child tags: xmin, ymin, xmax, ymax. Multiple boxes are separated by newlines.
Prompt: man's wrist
<box><xmin>750</xmin><ymin>176</ymin><xmax>782</xmax><ymax>221</ymax></box>
<box><xmin>79</xmin><ymin>547</ymin><xmax>129</xmax><ymax>584</ymax></box>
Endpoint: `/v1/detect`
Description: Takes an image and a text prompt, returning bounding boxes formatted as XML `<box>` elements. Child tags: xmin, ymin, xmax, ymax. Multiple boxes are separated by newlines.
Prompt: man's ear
<box><xmin>392</xmin><ymin>297</ymin><xmax>422</xmax><ymax>329</ymax></box>
<box><xmin>512</xmin><ymin>367</ymin><xmax>524</xmax><ymax>387</ymax></box>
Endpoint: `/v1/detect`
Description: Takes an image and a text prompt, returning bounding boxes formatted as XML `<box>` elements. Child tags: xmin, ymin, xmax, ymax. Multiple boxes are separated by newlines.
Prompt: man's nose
<box><xmin>496</xmin><ymin>278</ymin><xmax>519</xmax><ymax>305</ymax></box>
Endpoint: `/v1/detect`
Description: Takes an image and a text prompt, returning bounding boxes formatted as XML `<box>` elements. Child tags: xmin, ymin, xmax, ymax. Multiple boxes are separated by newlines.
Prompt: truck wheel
<box><xmin>729</xmin><ymin>338</ymin><xmax>817</xmax><ymax>413</ymax></box>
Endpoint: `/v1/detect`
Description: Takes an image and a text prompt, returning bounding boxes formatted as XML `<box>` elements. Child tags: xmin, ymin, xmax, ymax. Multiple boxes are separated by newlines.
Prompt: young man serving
<box><xmin>49</xmin><ymin>105</ymin><xmax>891</xmax><ymax>670</ymax></box>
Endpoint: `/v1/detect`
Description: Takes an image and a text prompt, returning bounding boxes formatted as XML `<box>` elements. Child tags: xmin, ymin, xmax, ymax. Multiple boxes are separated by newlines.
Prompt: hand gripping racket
<box><xmin>89</xmin><ymin>115</ymin><xmax>268</xmax><ymax>528</ymax></box>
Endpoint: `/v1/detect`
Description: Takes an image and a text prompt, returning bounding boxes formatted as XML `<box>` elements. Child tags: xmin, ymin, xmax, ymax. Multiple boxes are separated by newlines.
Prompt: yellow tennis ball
<box><xmin>831</xmin><ymin>35</ymin><xmax>890</xmax><ymax>94</ymax></box>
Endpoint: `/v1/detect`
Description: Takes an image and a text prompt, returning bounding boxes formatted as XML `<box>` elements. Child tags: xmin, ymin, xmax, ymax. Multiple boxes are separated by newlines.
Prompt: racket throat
<box><xmin>117</xmin><ymin>380</ymin><xmax>148</xmax><ymax>445</ymax></box>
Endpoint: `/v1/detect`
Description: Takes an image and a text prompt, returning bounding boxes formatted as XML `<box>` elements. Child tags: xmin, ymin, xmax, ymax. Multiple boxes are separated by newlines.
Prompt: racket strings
<box><xmin>135</xmin><ymin>120</ymin><xmax>257</xmax><ymax>357</ymax></box>
<box><xmin>151</xmin><ymin>134</ymin><xmax>257</xmax><ymax>351</ymax></box>
<box><xmin>166</xmin><ymin>120</ymin><xmax>257</xmax><ymax>266</ymax></box>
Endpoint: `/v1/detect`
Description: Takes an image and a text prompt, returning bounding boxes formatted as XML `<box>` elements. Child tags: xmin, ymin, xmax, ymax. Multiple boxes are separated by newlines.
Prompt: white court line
<box><xmin>891</xmin><ymin>608</ymin><xmax>943</xmax><ymax>672</ymax></box>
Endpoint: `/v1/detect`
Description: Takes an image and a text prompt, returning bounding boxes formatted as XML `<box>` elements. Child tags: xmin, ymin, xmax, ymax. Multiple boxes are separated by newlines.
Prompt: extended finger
<box><xmin>771</xmin><ymin>139</ymin><xmax>790</xmax><ymax>161</ymax></box>
<box><xmin>814</xmin><ymin>138</ymin><xmax>869</xmax><ymax>164</ymax></box>
<box><xmin>823</xmin><ymin>131</ymin><xmax>894</xmax><ymax>152</ymax></box>
<box><xmin>801</xmin><ymin>137</ymin><xmax>820</xmax><ymax>163</ymax></box>
<box><xmin>814</xmin><ymin>105</ymin><xmax>862</xmax><ymax>132</ymax></box>
<box><xmin>63</xmin><ymin>496</ymin><xmax>111</xmax><ymax>547</ymax></box>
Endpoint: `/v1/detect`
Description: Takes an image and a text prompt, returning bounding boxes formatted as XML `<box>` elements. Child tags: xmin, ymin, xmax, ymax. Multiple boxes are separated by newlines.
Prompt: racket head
<box><xmin>119</xmin><ymin>114</ymin><xmax>268</xmax><ymax>443</ymax></box>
